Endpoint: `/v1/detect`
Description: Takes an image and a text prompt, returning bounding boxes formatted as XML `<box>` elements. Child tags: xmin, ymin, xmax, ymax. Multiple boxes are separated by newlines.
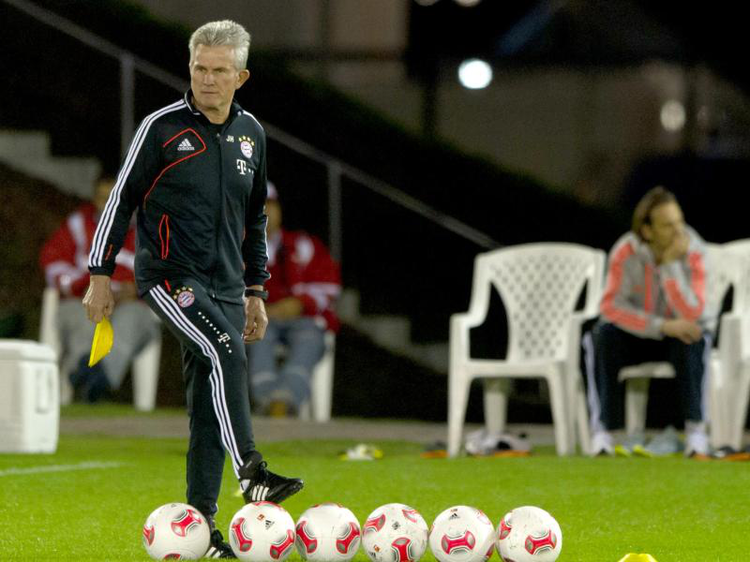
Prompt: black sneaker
<box><xmin>239</xmin><ymin>451</ymin><xmax>304</xmax><ymax>504</ymax></box>
<box><xmin>205</xmin><ymin>528</ymin><xmax>236</xmax><ymax>559</ymax></box>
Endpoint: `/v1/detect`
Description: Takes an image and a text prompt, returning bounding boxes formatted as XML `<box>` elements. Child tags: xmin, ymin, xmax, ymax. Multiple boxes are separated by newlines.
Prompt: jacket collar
<box><xmin>183</xmin><ymin>90</ymin><xmax>244</xmax><ymax>125</ymax></box>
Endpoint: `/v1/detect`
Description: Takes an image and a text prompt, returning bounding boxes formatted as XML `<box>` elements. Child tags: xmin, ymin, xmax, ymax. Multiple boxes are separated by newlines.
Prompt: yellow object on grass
<box><xmin>617</xmin><ymin>554</ymin><xmax>658</xmax><ymax>562</ymax></box>
<box><xmin>88</xmin><ymin>316</ymin><xmax>114</xmax><ymax>367</ymax></box>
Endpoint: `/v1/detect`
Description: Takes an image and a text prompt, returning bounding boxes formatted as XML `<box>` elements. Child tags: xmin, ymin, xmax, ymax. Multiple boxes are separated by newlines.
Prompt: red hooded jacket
<box><xmin>40</xmin><ymin>203</ymin><xmax>137</xmax><ymax>297</ymax></box>
<box><xmin>266</xmin><ymin>229</ymin><xmax>341</xmax><ymax>332</ymax></box>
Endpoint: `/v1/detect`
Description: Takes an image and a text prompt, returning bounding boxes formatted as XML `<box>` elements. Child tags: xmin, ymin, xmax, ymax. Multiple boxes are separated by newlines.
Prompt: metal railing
<box><xmin>4</xmin><ymin>0</ymin><xmax>500</xmax><ymax>262</ymax></box>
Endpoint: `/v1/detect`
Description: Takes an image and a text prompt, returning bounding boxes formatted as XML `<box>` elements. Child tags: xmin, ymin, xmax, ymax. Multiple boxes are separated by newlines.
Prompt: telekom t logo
<box><xmin>237</xmin><ymin>159</ymin><xmax>248</xmax><ymax>175</ymax></box>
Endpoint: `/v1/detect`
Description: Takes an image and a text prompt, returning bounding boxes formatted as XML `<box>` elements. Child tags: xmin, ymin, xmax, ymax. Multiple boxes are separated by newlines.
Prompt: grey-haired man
<box><xmin>83</xmin><ymin>20</ymin><xmax>302</xmax><ymax>557</ymax></box>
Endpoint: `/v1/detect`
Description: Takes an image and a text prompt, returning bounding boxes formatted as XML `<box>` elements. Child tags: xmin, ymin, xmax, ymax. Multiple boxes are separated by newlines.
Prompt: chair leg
<box><xmin>625</xmin><ymin>378</ymin><xmax>649</xmax><ymax>435</ymax></box>
<box><xmin>132</xmin><ymin>338</ymin><xmax>161</xmax><ymax>412</ymax></box>
<box><xmin>708</xmin><ymin>359</ymin><xmax>724</xmax><ymax>449</ymax></box>
<box><xmin>547</xmin><ymin>374</ymin><xmax>571</xmax><ymax>456</ymax></box>
<box><xmin>448</xmin><ymin>370</ymin><xmax>472</xmax><ymax>457</ymax></box>
<box><xmin>310</xmin><ymin>341</ymin><xmax>334</xmax><ymax>422</ymax></box>
<box><xmin>483</xmin><ymin>379</ymin><xmax>510</xmax><ymax>434</ymax></box>
<box><xmin>59</xmin><ymin>367</ymin><xmax>73</xmax><ymax>406</ymax></box>
<box><xmin>732</xmin><ymin>367</ymin><xmax>750</xmax><ymax>450</ymax></box>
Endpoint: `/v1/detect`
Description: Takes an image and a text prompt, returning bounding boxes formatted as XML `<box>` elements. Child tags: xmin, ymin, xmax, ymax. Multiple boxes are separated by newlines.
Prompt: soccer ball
<box><xmin>142</xmin><ymin>502</ymin><xmax>210</xmax><ymax>560</ymax></box>
<box><xmin>495</xmin><ymin>506</ymin><xmax>562</xmax><ymax>562</ymax></box>
<box><xmin>295</xmin><ymin>502</ymin><xmax>362</xmax><ymax>561</ymax></box>
<box><xmin>429</xmin><ymin>506</ymin><xmax>496</xmax><ymax>562</ymax></box>
<box><xmin>229</xmin><ymin>501</ymin><xmax>296</xmax><ymax>561</ymax></box>
<box><xmin>361</xmin><ymin>503</ymin><xmax>429</xmax><ymax>562</ymax></box>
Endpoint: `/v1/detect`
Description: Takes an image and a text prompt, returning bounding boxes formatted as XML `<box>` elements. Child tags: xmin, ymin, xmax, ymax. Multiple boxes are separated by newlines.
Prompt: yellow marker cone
<box><xmin>88</xmin><ymin>316</ymin><xmax>114</xmax><ymax>367</ymax></box>
<box><xmin>617</xmin><ymin>554</ymin><xmax>658</xmax><ymax>562</ymax></box>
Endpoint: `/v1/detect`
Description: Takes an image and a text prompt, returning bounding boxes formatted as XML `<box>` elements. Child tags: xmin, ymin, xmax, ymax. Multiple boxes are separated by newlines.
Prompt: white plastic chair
<box><xmin>448</xmin><ymin>243</ymin><xmax>606</xmax><ymax>457</ymax></box>
<box><xmin>39</xmin><ymin>287</ymin><xmax>162</xmax><ymax>411</ymax></box>
<box><xmin>718</xmin><ymin>240</ymin><xmax>750</xmax><ymax>449</ymax></box>
<box><xmin>617</xmin><ymin>242</ymin><xmax>745</xmax><ymax>448</ymax></box>
<box><xmin>298</xmin><ymin>331</ymin><xmax>336</xmax><ymax>422</ymax></box>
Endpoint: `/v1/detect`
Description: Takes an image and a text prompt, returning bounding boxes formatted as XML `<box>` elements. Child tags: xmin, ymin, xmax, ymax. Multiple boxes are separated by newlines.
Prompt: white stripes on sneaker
<box><xmin>205</xmin><ymin>546</ymin><xmax>221</xmax><ymax>558</ymax></box>
<box><xmin>149</xmin><ymin>285</ymin><xmax>244</xmax><ymax>476</ymax></box>
<box><xmin>249</xmin><ymin>484</ymin><xmax>269</xmax><ymax>502</ymax></box>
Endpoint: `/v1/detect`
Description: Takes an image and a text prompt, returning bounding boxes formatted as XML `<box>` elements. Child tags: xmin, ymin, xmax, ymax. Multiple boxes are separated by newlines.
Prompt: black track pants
<box><xmin>585</xmin><ymin>321</ymin><xmax>710</xmax><ymax>431</ymax></box>
<box><xmin>144</xmin><ymin>280</ymin><xmax>255</xmax><ymax>517</ymax></box>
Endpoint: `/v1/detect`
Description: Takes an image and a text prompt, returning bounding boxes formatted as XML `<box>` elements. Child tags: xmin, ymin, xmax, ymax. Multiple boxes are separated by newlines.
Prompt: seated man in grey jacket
<box><xmin>586</xmin><ymin>186</ymin><xmax>715</xmax><ymax>457</ymax></box>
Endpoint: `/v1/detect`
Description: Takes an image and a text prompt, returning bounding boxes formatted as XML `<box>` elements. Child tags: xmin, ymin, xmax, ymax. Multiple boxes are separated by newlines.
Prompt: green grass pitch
<box><xmin>1</xmin><ymin>411</ymin><xmax>749</xmax><ymax>561</ymax></box>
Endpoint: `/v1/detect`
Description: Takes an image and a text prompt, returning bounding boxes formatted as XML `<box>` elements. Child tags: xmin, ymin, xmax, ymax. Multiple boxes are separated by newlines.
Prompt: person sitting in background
<box><xmin>39</xmin><ymin>174</ymin><xmax>160</xmax><ymax>402</ymax></box>
<box><xmin>586</xmin><ymin>186</ymin><xmax>715</xmax><ymax>457</ymax></box>
<box><xmin>247</xmin><ymin>182</ymin><xmax>341</xmax><ymax>416</ymax></box>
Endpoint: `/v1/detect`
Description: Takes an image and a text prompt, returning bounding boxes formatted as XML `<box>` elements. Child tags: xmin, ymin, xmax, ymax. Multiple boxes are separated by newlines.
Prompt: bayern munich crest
<box><xmin>174</xmin><ymin>286</ymin><xmax>195</xmax><ymax>308</ymax></box>
<box><xmin>239</xmin><ymin>135</ymin><xmax>254</xmax><ymax>159</ymax></box>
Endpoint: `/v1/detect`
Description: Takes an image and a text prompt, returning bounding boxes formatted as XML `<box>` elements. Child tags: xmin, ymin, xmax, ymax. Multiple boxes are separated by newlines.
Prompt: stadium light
<box><xmin>454</xmin><ymin>0</ymin><xmax>482</xmax><ymax>6</ymax></box>
<box><xmin>414</xmin><ymin>0</ymin><xmax>440</xmax><ymax>6</ymax></box>
<box><xmin>660</xmin><ymin>100</ymin><xmax>686</xmax><ymax>132</ymax></box>
<box><xmin>458</xmin><ymin>58</ymin><xmax>493</xmax><ymax>89</ymax></box>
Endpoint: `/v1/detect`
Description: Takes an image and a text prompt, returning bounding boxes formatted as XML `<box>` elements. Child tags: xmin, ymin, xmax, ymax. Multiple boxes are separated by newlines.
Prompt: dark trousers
<box><xmin>144</xmin><ymin>280</ymin><xmax>255</xmax><ymax>518</ymax></box>
<box><xmin>585</xmin><ymin>322</ymin><xmax>709</xmax><ymax>431</ymax></box>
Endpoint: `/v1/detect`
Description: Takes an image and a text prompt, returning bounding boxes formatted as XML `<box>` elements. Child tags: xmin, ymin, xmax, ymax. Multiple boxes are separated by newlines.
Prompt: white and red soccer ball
<box><xmin>495</xmin><ymin>506</ymin><xmax>562</xmax><ymax>562</ymax></box>
<box><xmin>295</xmin><ymin>502</ymin><xmax>362</xmax><ymax>561</ymax></box>
<box><xmin>142</xmin><ymin>502</ymin><xmax>211</xmax><ymax>560</ymax></box>
<box><xmin>361</xmin><ymin>503</ymin><xmax>429</xmax><ymax>562</ymax></box>
<box><xmin>429</xmin><ymin>505</ymin><xmax>496</xmax><ymax>562</ymax></box>
<box><xmin>229</xmin><ymin>501</ymin><xmax>297</xmax><ymax>561</ymax></box>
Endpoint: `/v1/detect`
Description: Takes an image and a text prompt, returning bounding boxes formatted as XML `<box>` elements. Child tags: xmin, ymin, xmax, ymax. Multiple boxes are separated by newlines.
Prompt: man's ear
<box><xmin>237</xmin><ymin>69</ymin><xmax>250</xmax><ymax>89</ymax></box>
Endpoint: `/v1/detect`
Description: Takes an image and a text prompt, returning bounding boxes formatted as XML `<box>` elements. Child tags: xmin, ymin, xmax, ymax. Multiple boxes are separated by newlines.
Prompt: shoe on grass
<box><xmin>635</xmin><ymin>425</ymin><xmax>683</xmax><ymax>457</ymax></box>
<box><xmin>239</xmin><ymin>451</ymin><xmax>303</xmax><ymax>504</ymax></box>
<box><xmin>590</xmin><ymin>430</ymin><xmax>614</xmax><ymax>456</ymax></box>
<box><xmin>615</xmin><ymin>431</ymin><xmax>645</xmax><ymax>457</ymax></box>
<box><xmin>205</xmin><ymin>517</ymin><xmax>236</xmax><ymax>559</ymax></box>
<box><xmin>685</xmin><ymin>421</ymin><xmax>710</xmax><ymax>458</ymax></box>
<box><xmin>206</xmin><ymin>529</ymin><xmax>235</xmax><ymax>558</ymax></box>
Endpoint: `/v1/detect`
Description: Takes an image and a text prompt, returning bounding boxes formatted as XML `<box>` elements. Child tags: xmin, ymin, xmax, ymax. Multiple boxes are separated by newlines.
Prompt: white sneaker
<box><xmin>590</xmin><ymin>430</ymin><xmax>614</xmax><ymax>456</ymax></box>
<box><xmin>685</xmin><ymin>422</ymin><xmax>709</xmax><ymax>457</ymax></box>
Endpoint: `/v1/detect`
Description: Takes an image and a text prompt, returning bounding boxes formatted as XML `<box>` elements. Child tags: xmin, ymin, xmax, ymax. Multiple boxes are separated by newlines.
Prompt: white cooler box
<box><xmin>0</xmin><ymin>339</ymin><xmax>59</xmax><ymax>453</ymax></box>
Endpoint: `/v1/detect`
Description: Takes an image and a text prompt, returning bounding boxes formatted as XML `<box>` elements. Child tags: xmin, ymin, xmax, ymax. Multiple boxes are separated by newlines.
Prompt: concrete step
<box><xmin>337</xmin><ymin>288</ymin><xmax>361</xmax><ymax>324</ymax></box>
<box><xmin>337</xmin><ymin>288</ymin><xmax>448</xmax><ymax>373</ymax></box>
<box><xmin>0</xmin><ymin>130</ymin><xmax>50</xmax><ymax>160</ymax></box>
<box><xmin>4</xmin><ymin>157</ymin><xmax>100</xmax><ymax>199</ymax></box>
<box><xmin>0</xmin><ymin>130</ymin><xmax>100</xmax><ymax>198</ymax></box>
<box><xmin>355</xmin><ymin>314</ymin><xmax>411</xmax><ymax>352</ymax></box>
<box><xmin>409</xmin><ymin>342</ymin><xmax>448</xmax><ymax>373</ymax></box>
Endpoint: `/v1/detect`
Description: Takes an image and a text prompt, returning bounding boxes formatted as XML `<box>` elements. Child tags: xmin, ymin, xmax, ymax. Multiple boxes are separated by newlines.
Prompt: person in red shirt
<box><xmin>247</xmin><ymin>182</ymin><xmax>341</xmax><ymax>416</ymax></box>
<box><xmin>39</xmin><ymin>174</ymin><xmax>160</xmax><ymax>402</ymax></box>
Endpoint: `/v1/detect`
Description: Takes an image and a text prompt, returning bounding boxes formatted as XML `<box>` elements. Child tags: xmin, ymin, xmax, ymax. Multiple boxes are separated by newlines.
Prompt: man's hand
<box><xmin>661</xmin><ymin>318</ymin><xmax>702</xmax><ymax>344</ymax></box>
<box><xmin>661</xmin><ymin>230</ymin><xmax>689</xmax><ymax>264</ymax></box>
<box><xmin>243</xmin><ymin>295</ymin><xmax>269</xmax><ymax>343</ymax></box>
<box><xmin>82</xmin><ymin>275</ymin><xmax>114</xmax><ymax>323</ymax></box>
<box><xmin>265</xmin><ymin>297</ymin><xmax>303</xmax><ymax>320</ymax></box>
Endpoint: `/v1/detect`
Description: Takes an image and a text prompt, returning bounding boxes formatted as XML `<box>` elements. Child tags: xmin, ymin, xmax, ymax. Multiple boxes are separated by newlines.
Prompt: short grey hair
<box><xmin>189</xmin><ymin>20</ymin><xmax>251</xmax><ymax>70</ymax></box>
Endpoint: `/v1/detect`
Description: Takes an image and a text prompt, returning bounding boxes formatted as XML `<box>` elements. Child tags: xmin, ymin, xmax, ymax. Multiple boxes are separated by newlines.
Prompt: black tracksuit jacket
<box><xmin>88</xmin><ymin>91</ymin><xmax>270</xmax><ymax>302</ymax></box>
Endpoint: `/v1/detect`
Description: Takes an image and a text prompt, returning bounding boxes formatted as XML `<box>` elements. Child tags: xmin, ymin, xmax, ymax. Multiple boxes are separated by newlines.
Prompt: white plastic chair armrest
<box><xmin>40</xmin><ymin>287</ymin><xmax>61</xmax><ymax>356</ymax></box>
<box><xmin>450</xmin><ymin>313</ymin><xmax>477</xmax><ymax>366</ymax></box>
<box><xmin>582</xmin><ymin>250</ymin><xmax>606</xmax><ymax>318</ymax></box>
